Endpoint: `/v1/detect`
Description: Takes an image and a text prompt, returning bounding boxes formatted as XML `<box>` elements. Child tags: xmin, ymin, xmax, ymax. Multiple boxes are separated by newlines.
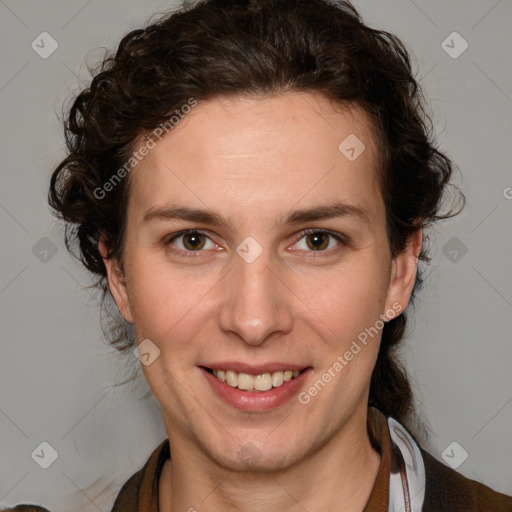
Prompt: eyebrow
<box><xmin>142</xmin><ymin>201</ymin><xmax>370</xmax><ymax>228</ymax></box>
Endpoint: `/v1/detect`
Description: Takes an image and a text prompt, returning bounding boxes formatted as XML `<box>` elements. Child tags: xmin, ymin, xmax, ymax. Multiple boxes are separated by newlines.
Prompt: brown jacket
<box><xmin>4</xmin><ymin>409</ymin><xmax>511</xmax><ymax>511</ymax></box>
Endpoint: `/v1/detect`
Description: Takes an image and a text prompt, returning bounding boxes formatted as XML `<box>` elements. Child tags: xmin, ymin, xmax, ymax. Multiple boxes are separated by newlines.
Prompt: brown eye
<box><xmin>182</xmin><ymin>232</ymin><xmax>206</xmax><ymax>250</ymax></box>
<box><xmin>292</xmin><ymin>230</ymin><xmax>346</xmax><ymax>254</ymax></box>
<box><xmin>167</xmin><ymin>230</ymin><xmax>215</xmax><ymax>253</ymax></box>
<box><xmin>305</xmin><ymin>232</ymin><xmax>330</xmax><ymax>250</ymax></box>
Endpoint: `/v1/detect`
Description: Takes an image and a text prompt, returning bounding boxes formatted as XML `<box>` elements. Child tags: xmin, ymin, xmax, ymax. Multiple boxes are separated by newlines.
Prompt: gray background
<box><xmin>1</xmin><ymin>0</ymin><xmax>511</xmax><ymax>510</ymax></box>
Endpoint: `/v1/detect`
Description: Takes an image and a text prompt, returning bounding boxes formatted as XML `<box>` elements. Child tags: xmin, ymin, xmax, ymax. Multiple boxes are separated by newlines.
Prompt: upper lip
<box><xmin>201</xmin><ymin>362</ymin><xmax>310</xmax><ymax>374</ymax></box>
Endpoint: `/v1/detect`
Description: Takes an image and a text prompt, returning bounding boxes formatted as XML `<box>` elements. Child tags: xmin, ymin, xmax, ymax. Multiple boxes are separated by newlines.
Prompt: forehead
<box><xmin>127</xmin><ymin>92</ymin><xmax>383</xmax><ymax>226</ymax></box>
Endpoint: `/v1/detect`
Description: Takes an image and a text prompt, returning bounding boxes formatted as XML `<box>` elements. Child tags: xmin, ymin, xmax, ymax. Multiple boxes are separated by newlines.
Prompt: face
<box><xmin>102</xmin><ymin>92</ymin><xmax>420</xmax><ymax>471</ymax></box>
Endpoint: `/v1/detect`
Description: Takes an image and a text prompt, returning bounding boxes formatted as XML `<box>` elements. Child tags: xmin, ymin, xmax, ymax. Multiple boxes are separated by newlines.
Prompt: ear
<box><xmin>383</xmin><ymin>229</ymin><xmax>422</xmax><ymax>319</ymax></box>
<box><xmin>99</xmin><ymin>236</ymin><xmax>134</xmax><ymax>324</ymax></box>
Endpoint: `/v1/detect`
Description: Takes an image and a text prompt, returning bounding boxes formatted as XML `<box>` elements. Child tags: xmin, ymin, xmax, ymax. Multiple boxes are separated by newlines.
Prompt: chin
<box><xmin>217</xmin><ymin>448</ymin><xmax>300</xmax><ymax>473</ymax></box>
<box><xmin>201</xmin><ymin>430</ymin><xmax>314</xmax><ymax>473</ymax></box>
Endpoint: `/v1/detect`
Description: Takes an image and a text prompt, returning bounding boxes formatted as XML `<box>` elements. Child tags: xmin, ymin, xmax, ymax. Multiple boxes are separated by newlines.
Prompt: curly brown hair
<box><xmin>48</xmin><ymin>0</ymin><xmax>463</xmax><ymax>426</ymax></box>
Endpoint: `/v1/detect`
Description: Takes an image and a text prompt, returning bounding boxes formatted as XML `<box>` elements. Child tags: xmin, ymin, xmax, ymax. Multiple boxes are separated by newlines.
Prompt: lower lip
<box><xmin>202</xmin><ymin>367</ymin><xmax>312</xmax><ymax>412</ymax></box>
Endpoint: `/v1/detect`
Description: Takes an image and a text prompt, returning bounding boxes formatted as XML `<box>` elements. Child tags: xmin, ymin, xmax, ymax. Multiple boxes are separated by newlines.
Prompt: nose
<box><xmin>218</xmin><ymin>251</ymin><xmax>293</xmax><ymax>346</ymax></box>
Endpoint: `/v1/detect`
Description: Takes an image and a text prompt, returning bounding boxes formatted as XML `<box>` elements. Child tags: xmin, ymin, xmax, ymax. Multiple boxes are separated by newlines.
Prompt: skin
<box><xmin>100</xmin><ymin>91</ymin><xmax>422</xmax><ymax>511</ymax></box>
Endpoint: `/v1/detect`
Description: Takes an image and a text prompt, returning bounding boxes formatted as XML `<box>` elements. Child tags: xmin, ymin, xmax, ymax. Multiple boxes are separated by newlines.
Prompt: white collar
<box><xmin>387</xmin><ymin>416</ymin><xmax>426</xmax><ymax>512</ymax></box>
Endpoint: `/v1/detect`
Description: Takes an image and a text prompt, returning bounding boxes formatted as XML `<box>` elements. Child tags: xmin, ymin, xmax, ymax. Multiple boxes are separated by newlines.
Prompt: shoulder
<box><xmin>420</xmin><ymin>447</ymin><xmax>512</xmax><ymax>511</ymax></box>
<box><xmin>1</xmin><ymin>507</ymin><xmax>51</xmax><ymax>512</ymax></box>
<box><xmin>1</xmin><ymin>458</ymin><xmax>150</xmax><ymax>512</ymax></box>
<box><xmin>111</xmin><ymin>438</ymin><xmax>170</xmax><ymax>510</ymax></box>
<box><xmin>109</xmin><ymin>468</ymin><xmax>145</xmax><ymax>510</ymax></box>
<box><xmin>2</xmin><ymin>440</ymin><xmax>170</xmax><ymax>512</ymax></box>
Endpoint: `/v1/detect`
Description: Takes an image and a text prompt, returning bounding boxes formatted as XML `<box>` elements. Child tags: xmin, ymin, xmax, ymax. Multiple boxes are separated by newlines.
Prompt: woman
<box><xmin>5</xmin><ymin>0</ymin><xmax>511</xmax><ymax>510</ymax></box>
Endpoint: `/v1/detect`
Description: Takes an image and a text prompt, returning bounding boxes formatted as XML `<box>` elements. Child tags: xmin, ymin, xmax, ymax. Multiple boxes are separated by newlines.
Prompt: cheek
<box><xmin>302</xmin><ymin>267</ymin><xmax>389</xmax><ymax>388</ymax></box>
<box><xmin>291</xmin><ymin>256</ymin><xmax>391</xmax><ymax>338</ymax></box>
<box><xmin>125</xmin><ymin>255</ymin><xmax>219</xmax><ymax>345</ymax></box>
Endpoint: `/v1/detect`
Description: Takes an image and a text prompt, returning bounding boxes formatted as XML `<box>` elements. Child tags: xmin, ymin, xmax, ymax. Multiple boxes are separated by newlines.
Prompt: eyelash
<box><xmin>165</xmin><ymin>228</ymin><xmax>348</xmax><ymax>258</ymax></box>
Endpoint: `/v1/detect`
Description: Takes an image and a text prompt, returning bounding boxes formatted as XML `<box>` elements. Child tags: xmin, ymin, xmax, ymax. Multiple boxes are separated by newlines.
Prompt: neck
<box><xmin>159</xmin><ymin>407</ymin><xmax>381</xmax><ymax>512</ymax></box>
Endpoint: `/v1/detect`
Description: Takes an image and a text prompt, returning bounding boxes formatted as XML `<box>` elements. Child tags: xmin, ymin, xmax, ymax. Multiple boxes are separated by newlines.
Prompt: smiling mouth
<box><xmin>203</xmin><ymin>367</ymin><xmax>308</xmax><ymax>392</ymax></box>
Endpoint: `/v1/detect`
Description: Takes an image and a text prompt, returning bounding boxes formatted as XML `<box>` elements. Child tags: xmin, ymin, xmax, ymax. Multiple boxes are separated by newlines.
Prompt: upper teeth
<box><xmin>213</xmin><ymin>369</ymin><xmax>301</xmax><ymax>391</ymax></box>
